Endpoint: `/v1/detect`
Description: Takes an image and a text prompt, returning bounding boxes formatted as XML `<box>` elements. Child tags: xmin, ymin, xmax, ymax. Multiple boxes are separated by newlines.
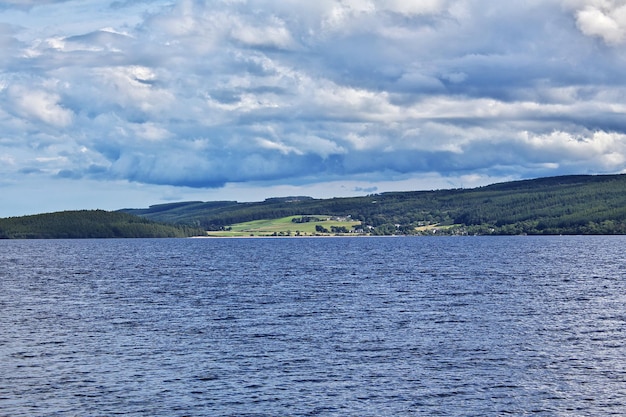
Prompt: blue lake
<box><xmin>1</xmin><ymin>236</ymin><xmax>625</xmax><ymax>416</ymax></box>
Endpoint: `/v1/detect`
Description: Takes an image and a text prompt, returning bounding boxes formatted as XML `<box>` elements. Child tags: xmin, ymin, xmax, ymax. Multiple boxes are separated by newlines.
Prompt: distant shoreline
<box><xmin>192</xmin><ymin>234</ymin><xmax>375</xmax><ymax>238</ymax></box>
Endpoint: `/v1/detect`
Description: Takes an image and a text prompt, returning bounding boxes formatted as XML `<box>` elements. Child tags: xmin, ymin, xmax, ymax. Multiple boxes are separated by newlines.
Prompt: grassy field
<box><xmin>204</xmin><ymin>215</ymin><xmax>361</xmax><ymax>237</ymax></box>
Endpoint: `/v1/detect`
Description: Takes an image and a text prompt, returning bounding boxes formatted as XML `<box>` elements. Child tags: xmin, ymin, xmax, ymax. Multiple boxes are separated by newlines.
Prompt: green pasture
<box><xmin>205</xmin><ymin>215</ymin><xmax>361</xmax><ymax>237</ymax></box>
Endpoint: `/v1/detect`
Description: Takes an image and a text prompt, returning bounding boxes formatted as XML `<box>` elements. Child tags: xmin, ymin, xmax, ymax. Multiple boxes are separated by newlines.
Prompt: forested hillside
<box><xmin>121</xmin><ymin>174</ymin><xmax>626</xmax><ymax>235</ymax></box>
<box><xmin>0</xmin><ymin>210</ymin><xmax>204</xmax><ymax>239</ymax></box>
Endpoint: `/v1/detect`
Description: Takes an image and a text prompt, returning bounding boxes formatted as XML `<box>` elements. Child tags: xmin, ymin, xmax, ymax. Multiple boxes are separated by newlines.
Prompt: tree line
<box><xmin>121</xmin><ymin>174</ymin><xmax>626</xmax><ymax>235</ymax></box>
<box><xmin>0</xmin><ymin>210</ymin><xmax>205</xmax><ymax>239</ymax></box>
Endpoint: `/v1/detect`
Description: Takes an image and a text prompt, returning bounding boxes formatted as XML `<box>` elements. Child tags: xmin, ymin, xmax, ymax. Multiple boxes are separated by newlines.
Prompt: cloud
<box><xmin>518</xmin><ymin>130</ymin><xmax>626</xmax><ymax>170</ymax></box>
<box><xmin>0</xmin><ymin>0</ymin><xmax>72</xmax><ymax>11</ymax></box>
<box><xmin>230</xmin><ymin>15</ymin><xmax>296</xmax><ymax>49</ymax></box>
<box><xmin>384</xmin><ymin>0</ymin><xmax>449</xmax><ymax>16</ymax></box>
<box><xmin>2</xmin><ymin>0</ymin><xmax>626</xmax><ymax>216</ymax></box>
<box><xmin>573</xmin><ymin>2</ymin><xmax>626</xmax><ymax>44</ymax></box>
<box><xmin>6</xmin><ymin>85</ymin><xmax>74</xmax><ymax>127</ymax></box>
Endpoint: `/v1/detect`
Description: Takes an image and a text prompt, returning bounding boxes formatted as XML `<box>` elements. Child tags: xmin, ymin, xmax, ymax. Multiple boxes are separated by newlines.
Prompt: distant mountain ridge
<box><xmin>3</xmin><ymin>174</ymin><xmax>626</xmax><ymax>238</ymax></box>
<box><xmin>121</xmin><ymin>174</ymin><xmax>626</xmax><ymax>235</ymax></box>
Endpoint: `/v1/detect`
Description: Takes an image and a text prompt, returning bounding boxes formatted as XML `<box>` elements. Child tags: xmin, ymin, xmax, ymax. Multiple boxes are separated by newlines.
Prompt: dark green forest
<box><xmin>121</xmin><ymin>174</ymin><xmax>626</xmax><ymax>235</ymax></box>
<box><xmin>0</xmin><ymin>210</ymin><xmax>204</xmax><ymax>239</ymax></box>
<box><xmin>4</xmin><ymin>174</ymin><xmax>626</xmax><ymax>238</ymax></box>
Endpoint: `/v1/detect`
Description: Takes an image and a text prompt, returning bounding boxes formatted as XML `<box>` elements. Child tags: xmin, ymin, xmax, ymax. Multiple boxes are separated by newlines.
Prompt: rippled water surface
<box><xmin>1</xmin><ymin>236</ymin><xmax>625</xmax><ymax>416</ymax></box>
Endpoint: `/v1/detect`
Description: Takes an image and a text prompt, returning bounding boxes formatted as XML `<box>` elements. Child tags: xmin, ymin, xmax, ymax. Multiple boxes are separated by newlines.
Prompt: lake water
<box><xmin>1</xmin><ymin>236</ymin><xmax>625</xmax><ymax>416</ymax></box>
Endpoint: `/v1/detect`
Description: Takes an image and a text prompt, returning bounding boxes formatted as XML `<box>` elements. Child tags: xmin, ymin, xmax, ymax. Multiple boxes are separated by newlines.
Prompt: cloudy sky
<box><xmin>1</xmin><ymin>0</ymin><xmax>626</xmax><ymax>216</ymax></box>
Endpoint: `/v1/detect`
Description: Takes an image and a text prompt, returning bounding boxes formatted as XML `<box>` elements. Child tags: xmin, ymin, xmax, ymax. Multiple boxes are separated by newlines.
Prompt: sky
<box><xmin>2</xmin><ymin>0</ymin><xmax>626</xmax><ymax>216</ymax></box>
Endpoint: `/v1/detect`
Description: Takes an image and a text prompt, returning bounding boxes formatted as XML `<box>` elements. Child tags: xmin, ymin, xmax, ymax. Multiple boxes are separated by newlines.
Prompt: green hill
<box><xmin>206</xmin><ymin>215</ymin><xmax>360</xmax><ymax>237</ymax></box>
<box><xmin>0</xmin><ymin>210</ymin><xmax>205</xmax><ymax>239</ymax></box>
<box><xmin>121</xmin><ymin>174</ymin><xmax>626</xmax><ymax>235</ymax></box>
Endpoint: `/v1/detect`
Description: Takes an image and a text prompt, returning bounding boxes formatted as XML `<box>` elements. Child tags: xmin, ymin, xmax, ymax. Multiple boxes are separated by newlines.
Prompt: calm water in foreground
<box><xmin>1</xmin><ymin>236</ymin><xmax>625</xmax><ymax>416</ymax></box>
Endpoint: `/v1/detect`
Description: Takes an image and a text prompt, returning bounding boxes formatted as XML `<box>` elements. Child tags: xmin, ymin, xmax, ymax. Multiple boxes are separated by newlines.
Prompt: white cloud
<box><xmin>256</xmin><ymin>137</ymin><xmax>304</xmax><ymax>155</ymax></box>
<box><xmin>92</xmin><ymin>66</ymin><xmax>174</xmax><ymax>115</ymax></box>
<box><xmin>230</xmin><ymin>16</ymin><xmax>295</xmax><ymax>49</ymax></box>
<box><xmin>384</xmin><ymin>0</ymin><xmax>449</xmax><ymax>16</ymax></box>
<box><xmin>312</xmin><ymin>82</ymin><xmax>401</xmax><ymax>122</ymax></box>
<box><xmin>576</xmin><ymin>5</ymin><xmax>626</xmax><ymax>43</ymax></box>
<box><xmin>2</xmin><ymin>0</ymin><xmax>626</xmax><ymax>215</ymax></box>
<box><xmin>566</xmin><ymin>0</ymin><xmax>626</xmax><ymax>44</ymax></box>
<box><xmin>7</xmin><ymin>85</ymin><xmax>74</xmax><ymax>127</ymax></box>
<box><xmin>0</xmin><ymin>154</ymin><xmax>16</xmax><ymax>167</ymax></box>
<box><xmin>130</xmin><ymin>122</ymin><xmax>172</xmax><ymax>141</ymax></box>
<box><xmin>519</xmin><ymin>130</ymin><xmax>626</xmax><ymax>169</ymax></box>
